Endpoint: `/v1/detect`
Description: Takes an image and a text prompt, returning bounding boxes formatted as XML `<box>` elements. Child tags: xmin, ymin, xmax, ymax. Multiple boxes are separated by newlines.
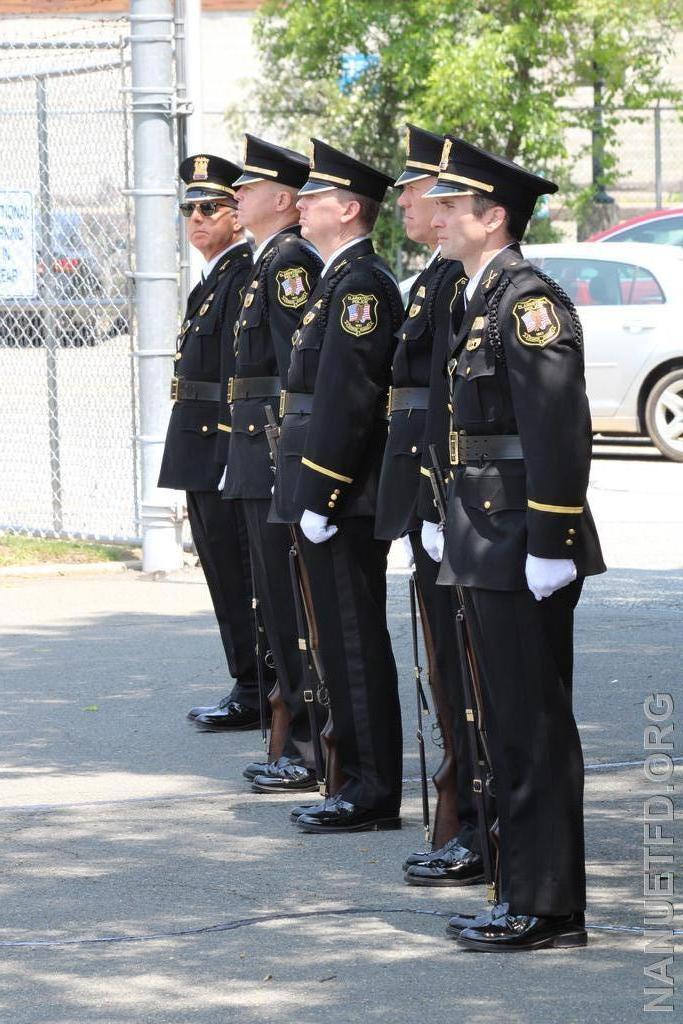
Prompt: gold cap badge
<box><xmin>193</xmin><ymin>155</ymin><xmax>209</xmax><ymax>180</ymax></box>
<box><xmin>439</xmin><ymin>138</ymin><xmax>452</xmax><ymax>172</ymax></box>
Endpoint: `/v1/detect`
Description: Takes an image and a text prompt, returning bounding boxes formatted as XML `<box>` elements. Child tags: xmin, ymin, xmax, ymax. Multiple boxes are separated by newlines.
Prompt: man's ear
<box><xmin>274</xmin><ymin>187</ymin><xmax>296</xmax><ymax>214</ymax></box>
<box><xmin>339</xmin><ymin>197</ymin><xmax>361</xmax><ymax>225</ymax></box>
<box><xmin>485</xmin><ymin>204</ymin><xmax>508</xmax><ymax>234</ymax></box>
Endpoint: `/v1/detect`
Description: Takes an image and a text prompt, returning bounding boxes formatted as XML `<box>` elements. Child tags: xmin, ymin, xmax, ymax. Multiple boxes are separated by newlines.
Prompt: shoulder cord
<box><xmin>215</xmin><ymin>259</ymin><xmax>247</xmax><ymax>323</ymax></box>
<box><xmin>314</xmin><ymin>259</ymin><xmax>405</xmax><ymax>334</ymax></box>
<box><xmin>487</xmin><ymin>266</ymin><xmax>584</xmax><ymax>363</ymax></box>
<box><xmin>315</xmin><ymin>262</ymin><xmax>355</xmax><ymax>332</ymax></box>
<box><xmin>255</xmin><ymin>245</ymin><xmax>279</xmax><ymax>326</ymax></box>
<box><xmin>486</xmin><ymin>277</ymin><xmax>512</xmax><ymax>363</ymax></box>
<box><xmin>531</xmin><ymin>267</ymin><xmax>584</xmax><ymax>350</ymax></box>
<box><xmin>369</xmin><ymin>265</ymin><xmax>405</xmax><ymax>332</ymax></box>
<box><xmin>426</xmin><ymin>260</ymin><xmax>456</xmax><ymax>336</ymax></box>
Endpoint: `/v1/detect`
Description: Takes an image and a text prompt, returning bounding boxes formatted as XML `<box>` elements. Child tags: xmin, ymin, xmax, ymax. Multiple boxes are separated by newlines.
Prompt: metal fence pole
<box><xmin>654</xmin><ymin>103</ymin><xmax>663</xmax><ymax>210</ymax></box>
<box><xmin>129</xmin><ymin>0</ymin><xmax>183</xmax><ymax>571</ymax></box>
<box><xmin>35</xmin><ymin>74</ymin><xmax>63</xmax><ymax>533</ymax></box>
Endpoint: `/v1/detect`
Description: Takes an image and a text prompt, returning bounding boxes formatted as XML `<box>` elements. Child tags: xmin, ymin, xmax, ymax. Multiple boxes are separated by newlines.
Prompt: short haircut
<box><xmin>347</xmin><ymin>191</ymin><xmax>382</xmax><ymax>233</ymax></box>
<box><xmin>471</xmin><ymin>193</ymin><xmax>527</xmax><ymax>242</ymax></box>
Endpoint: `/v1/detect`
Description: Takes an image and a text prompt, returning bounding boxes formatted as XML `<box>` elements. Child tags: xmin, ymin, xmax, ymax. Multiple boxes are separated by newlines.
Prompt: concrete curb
<box><xmin>0</xmin><ymin>559</ymin><xmax>142</xmax><ymax>579</ymax></box>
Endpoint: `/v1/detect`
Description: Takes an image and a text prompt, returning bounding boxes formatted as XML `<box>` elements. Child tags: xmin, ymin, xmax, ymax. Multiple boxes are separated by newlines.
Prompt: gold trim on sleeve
<box><xmin>528</xmin><ymin>499</ymin><xmax>584</xmax><ymax>514</ymax></box>
<box><xmin>301</xmin><ymin>457</ymin><xmax>353</xmax><ymax>484</ymax></box>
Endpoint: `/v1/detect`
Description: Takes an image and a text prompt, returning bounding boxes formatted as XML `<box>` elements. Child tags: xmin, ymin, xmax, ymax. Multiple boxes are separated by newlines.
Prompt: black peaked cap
<box><xmin>300</xmin><ymin>138</ymin><xmax>395</xmax><ymax>202</ymax></box>
<box><xmin>179</xmin><ymin>154</ymin><xmax>242</xmax><ymax>201</ymax></box>
<box><xmin>232</xmin><ymin>135</ymin><xmax>311</xmax><ymax>189</ymax></box>
<box><xmin>425</xmin><ymin>137</ymin><xmax>558</xmax><ymax>221</ymax></box>
<box><xmin>395</xmin><ymin>124</ymin><xmax>445</xmax><ymax>186</ymax></box>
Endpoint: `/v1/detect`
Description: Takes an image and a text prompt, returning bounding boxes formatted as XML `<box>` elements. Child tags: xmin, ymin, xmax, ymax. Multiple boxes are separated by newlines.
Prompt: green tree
<box><xmin>234</xmin><ymin>0</ymin><xmax>683</xmax><ymax>260</ymax></box>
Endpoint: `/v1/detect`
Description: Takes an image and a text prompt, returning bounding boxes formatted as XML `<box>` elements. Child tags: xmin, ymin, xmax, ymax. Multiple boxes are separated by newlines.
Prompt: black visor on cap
<box><xmin>302</xmin><ymin>138</ymin><xmax>394</xmax><ymax>202</ymax></box>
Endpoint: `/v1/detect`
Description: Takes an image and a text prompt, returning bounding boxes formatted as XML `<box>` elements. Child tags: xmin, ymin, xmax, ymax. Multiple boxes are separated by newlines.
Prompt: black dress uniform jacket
<box><xmin>158</xmin><ymin>241</ymin><xmax>252</xmax><ymax>491</ymax></box>
<box><xmin>436</xmin><ymin>245</ymin><xmax>605</xmax><ymax>590</ymax></box>
<box><xmin>272</xmin><ymin>237</ymin><xmax>404</xmax><ymax>524</ymax></box>
<box><xmin>225</xmin><ymin>227</ymin><xmax>322</xmax><ymax>500</ymax></box>
<box><xmin>375</xmin><ymin>253</ymin><xmax>465</xmax><ymax>540</ymax></box>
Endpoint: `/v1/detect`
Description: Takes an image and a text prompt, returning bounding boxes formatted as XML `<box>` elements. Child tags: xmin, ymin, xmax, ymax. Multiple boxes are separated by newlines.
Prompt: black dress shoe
<box><xmin>251</xmin><ymin>764</ymin><xmax>319</xmax><ymax>793</ymax></box>
<box><xmin>402</xmin><ymin>834</ymin><xmax>463</xmax><ymax>871</ymax></box>
<box><xmin>193</xmin><ymin>701</ymin><xmax>262</xmax><ymax>731</ymax></box>
<box><xmin>446</xmin><ymin>902</ymin><xmax>509</xmax><ymax>937</ymax></box>
<box><xmin>289</xmin><ymin>799</ymin><xmax>326</xmax><ymax>822</ymax></box>
<box><xmin>296</xmin><ymin>798</ymin><xmax>401</xmax><ymax>834</ymax></box>
<box><xmin>187</xmin><ymin>694</ymin><xmax>232</xmax><ymax>720</ymax></box>
<box><xmin>458</xmin><ymin>912</ymin><xmax>587</xmax><ymax>951</ymax></box>
<box><xmin>403</xmin><ymin>843</ymin><xmax>484</xmax><ymax>886</ymax></box>
<box><xmin>242</xmin><ymin>755</ymin><xmax>298</xmax><ymax>781</ymax></box>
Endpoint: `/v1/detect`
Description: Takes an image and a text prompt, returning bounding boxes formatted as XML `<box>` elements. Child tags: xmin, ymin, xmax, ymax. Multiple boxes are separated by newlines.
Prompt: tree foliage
<box><xmin>234</xmin><ymin>0</ymin><xmax>683</xmax><ymax>259</ymax></box>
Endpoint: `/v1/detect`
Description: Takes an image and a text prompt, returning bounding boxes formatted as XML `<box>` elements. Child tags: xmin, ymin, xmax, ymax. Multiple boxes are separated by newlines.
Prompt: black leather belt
<box><xmin>449</xmin><ymin>431</ymin><xmax>523</xmax><ymax>465</ymax></box>
<box><xmin>388</xmin><ymin>386</ymin><xmax>430</xmax><ymax>413</ymax></box>
<box><xmin>170</xmin><ymin>377</ymin><xmax>220</xmax><ymax>402</ymax></box>
<box><xmin>280</xmin><ymin>391</ymin><xmax>314</xmax><ymax>416</ymax></box>
<box><xmin>280</xmin><ymin>390</ymin><xmax>389</xmax><ymax>421</ymax></box>
<box><xmin>228</xmin><ymin>376</ymin><xmax>281</xmax><ymax>402</ymax></box>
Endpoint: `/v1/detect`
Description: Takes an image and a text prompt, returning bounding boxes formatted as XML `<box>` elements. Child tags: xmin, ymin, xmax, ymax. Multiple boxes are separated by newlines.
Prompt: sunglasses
<box><xmin>179</xmin><ymin>200</ymin><xmax>231</xmax><ymax>218</ymax></box>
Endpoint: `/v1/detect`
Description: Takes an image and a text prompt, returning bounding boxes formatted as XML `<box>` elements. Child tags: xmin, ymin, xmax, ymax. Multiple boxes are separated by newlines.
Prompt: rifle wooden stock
<box><xmin>267</xmin><ymin>681</ymin><xmax>292</xmax><ymax>762</ymax></box>
<box><xmin>322</xmin><ymin>713</ymin><xmax>344</xmax><ymax>795</ymax></box>
<box><xmin>414</xmin><ymin>580</ymin><xmax>461</xmax><ymax>850</ymax></box>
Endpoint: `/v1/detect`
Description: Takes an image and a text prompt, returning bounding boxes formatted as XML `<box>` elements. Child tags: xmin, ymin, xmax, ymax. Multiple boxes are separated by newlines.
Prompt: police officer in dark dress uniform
<box><xmin>271</xmin><ymin>140</ymin><xmax>404</xmax><ymax>832</ymax></box>
<box><xmin>223</xmin><ymin>137</ymin><xmax>324</xmax><ymax>790</ymax></box>
<box><xmin>158</xmin><ymin>154</ymin><xmax>264</xmax><ymax>731</ymax></box>
<box><xmin>421</xmin><ymin>138</ymin><xmax>605</xmax><ymax>950</ymax></box>
<box><xmin>375</xmin><ymin>125</ymin><xmax>482</xmax><ymax>884</ymax></box>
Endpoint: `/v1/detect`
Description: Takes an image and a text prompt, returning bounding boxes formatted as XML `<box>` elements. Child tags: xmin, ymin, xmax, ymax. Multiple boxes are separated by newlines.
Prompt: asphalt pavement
<box><xmin>0</xmin><ymin>439</ymin><xmax>681</xmax><ymax>1024</ymax></box>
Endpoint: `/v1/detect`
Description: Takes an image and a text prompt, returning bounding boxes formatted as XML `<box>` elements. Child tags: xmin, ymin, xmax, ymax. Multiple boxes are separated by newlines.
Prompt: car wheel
<box><xmin>644</xmin><ymin>367</ymin><xmax>683</xmax><ymax>462</ymax></box>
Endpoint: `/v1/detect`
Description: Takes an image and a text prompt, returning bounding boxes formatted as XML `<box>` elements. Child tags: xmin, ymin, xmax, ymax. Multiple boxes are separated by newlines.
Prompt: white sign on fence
<box><xmin>0</xmin><ymin>190</ymin><xmax>36</xmax><ymax>298</ymax></box>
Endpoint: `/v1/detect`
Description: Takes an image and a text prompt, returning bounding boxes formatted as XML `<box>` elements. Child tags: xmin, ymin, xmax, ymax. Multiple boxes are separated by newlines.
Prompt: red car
<box><xmin>586</xmin><ymin>207</ymin><xmax>683</xmax><ymax>246</ymax></box>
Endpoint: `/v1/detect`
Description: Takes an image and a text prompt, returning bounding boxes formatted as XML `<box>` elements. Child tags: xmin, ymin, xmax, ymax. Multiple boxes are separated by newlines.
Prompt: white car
<box><xmin>525</xmin><ymin>243</ymin><xmax>683</xmax><ymax>461</ymax></box>
<box><xmin>400</xmin><ymin>243</ymin><xmax>683</xmax><ymax>460</ymax></box>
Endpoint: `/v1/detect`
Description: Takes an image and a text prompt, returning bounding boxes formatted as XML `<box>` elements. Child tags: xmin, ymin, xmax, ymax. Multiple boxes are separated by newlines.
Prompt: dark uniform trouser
<box><xmin>241</xmin><ymin>498</ymin><xmax>313</xmax><ymax>760</ymax></box>
<box><xmin>301</xmin><ymin>518</ymin><xmax>402</xmax><ymax>813</ymax></box>
<box><xmin>463</xmin><ymin>579</ymin><xmax>586</xmax><ymax>917</ymax></box>
<box><xmin>409</xmin><ymin>532</ymin><xmax>477</xmax><ymax>849</ymax></box>
<box><xmin>185</xmin><ymin>490</ymin><xmax>259</xmax><ymax>707</ymax></box>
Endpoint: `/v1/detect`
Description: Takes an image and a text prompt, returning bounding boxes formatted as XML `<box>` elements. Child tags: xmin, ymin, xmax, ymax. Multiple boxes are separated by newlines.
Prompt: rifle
<box><xmin>412</xmin><ymin>578</ymin><xmax>461</xmax><ymax>850</ymax></box>
<box><xmin>427</xmin><ymin>444</ymin><xmax>499</xmax><ymax>904</ymax></box>
<box><xmin>248</xmin><ymin>556</ymin><xmax>269</xmax><ymax>755</ymax></box>
<box><xmin>409</xmin><ymin>570</ymin><xmax>432</xmax><ymax>847</ymax></box>
<box><xmin>249</xmin><ymin>551</ymin><xmax>290</xmax><ymax>763</ymax></box>
<box><xmin>263</xmin><ymin>403</ymin><xmax>336</xmax><ymax>795</ymax></box>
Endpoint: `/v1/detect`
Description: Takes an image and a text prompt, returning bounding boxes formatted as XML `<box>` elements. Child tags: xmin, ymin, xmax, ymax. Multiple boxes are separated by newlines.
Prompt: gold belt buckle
<box><xmin>279</xmin><ymin>389</ymin><xmax>287</xmax><ymax>419</ymax></box>
<box><xmin>386</xmin><ymin>385</ymin><xmax>393</xmax><ymax>416</ymax></box>
<box><xmin>170</xmin><ymin>376</ymin><xmax>179</xmax><ymax>402</ymax></box>
<box><xmin>449</xmin><ymin>430</ymin><xmax>459</xmax><ymax>466</ymax></box>
<box><xmin>227</xmin><ymin>376</ymin><xmax>234</xmax><ymax>404</ymax></box>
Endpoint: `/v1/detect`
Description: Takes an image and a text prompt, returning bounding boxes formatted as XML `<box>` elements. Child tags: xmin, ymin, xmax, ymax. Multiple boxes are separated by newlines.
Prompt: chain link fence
<box><xmin>563</xmin><ymin>105</ymin><xmax>683</xmax><ymax>210</ymax></box>
<box><xmin>0</xmin><ymin>27</ymin><xmax>140</xmax><ymax>542</ymax></box>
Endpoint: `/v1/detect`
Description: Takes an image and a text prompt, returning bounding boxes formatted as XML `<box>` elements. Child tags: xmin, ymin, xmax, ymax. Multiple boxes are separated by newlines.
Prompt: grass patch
<box><xmin>0</xmin><ymin>534</ymin><xmax>139</xmax><ymax>567</ymax></box>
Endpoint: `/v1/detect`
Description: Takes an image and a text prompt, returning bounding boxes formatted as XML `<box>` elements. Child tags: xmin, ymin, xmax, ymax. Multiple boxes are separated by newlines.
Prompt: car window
<box><xmin>530</xmin><ymin>257</ymin><xmax>665</xmax><ymax>306</ymax></box>
<box><xmin>604</xmin><ymin>215</ymin><xmax>683</xmax><ymax>247</ymax></box>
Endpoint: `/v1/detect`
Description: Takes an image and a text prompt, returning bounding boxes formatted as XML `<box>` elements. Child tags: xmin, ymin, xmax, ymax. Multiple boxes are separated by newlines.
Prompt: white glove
<box><xmin>217</xmin><ymin>465</ymin><xmax>227</xmax><ymax>491</ymax></box>
<box><xmin>525</xmin><ymin>554</ymin><xmax>577</xmax><ymax>601</ymax></box>
<box><xmin>421</xmin><ymin>520</ymin><xmax>444</xmax><ymax>562</ymax></box>
<box><xmin>401</xmin><ymin>534</ymin><xmax>415</xmax><ymax>568</ymax></box>
<box><xmin>300</xmin><ymin>509</ymin><xmax>338</xmax><ymax>545</ymax></box>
